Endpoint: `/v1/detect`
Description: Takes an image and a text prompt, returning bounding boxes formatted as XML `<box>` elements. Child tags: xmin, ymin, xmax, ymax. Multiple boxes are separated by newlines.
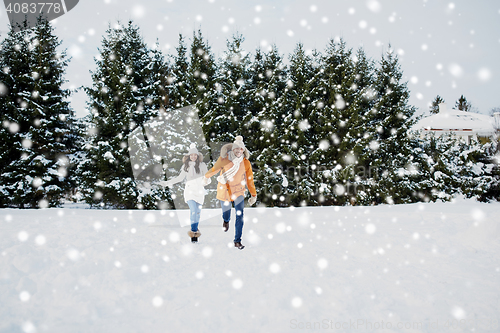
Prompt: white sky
<box><xmin>1</xmin><ymin>0</ymin><xmax>499</xmax><ymax>118</ymax></box>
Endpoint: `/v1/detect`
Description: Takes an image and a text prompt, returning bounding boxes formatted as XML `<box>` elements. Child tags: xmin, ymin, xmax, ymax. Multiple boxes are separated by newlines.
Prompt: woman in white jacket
<box><xmin>161</xmin><ymin>144</ymin><xmax>209</xmax><ymax>243</ymax></box>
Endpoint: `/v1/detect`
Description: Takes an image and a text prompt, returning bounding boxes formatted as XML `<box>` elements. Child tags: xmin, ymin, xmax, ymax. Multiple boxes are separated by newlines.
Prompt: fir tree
<box><xmin>145</xmin><ymin>32</ymin><xmax>216</xmax><ymax>208</ymax></box>
<box><xmin>247</xmin><ymin>45</ymin><xmax>289</xmax><ymax>206</ymax></box>
<box><xmin>80</xmin><ymin>21</ymin><xmax>167</xmax><ymax>208</ymax></box>
<box><xmin>188</xmin><ymin>30</ymin><xmax>217</xmax><ymax>108</ymax></box>
<box><xmin>167</xmin><ymin>34</ymin><xmax>190</xmax><ymax>109</ymax></box>
<box><xmin>412</xmin><ymin>134</ymin><xmax>457</xmax><ymax>202</ymax></box>
<box><xmin>151</xmin><ymin>30</ymin><xmax>216</xmax><ymax>179</ymax></box>
<box><xmin>477</xmin><ymin>141</ymin><xmax>500</xmax><ymax>201</ymax></box>
<box><xmin>246</xmin><ymin>45</ymin><xmax>287</xmax><ymax>151</ymax></box>
<box><xmin>312</xmin><ymin>41</ymin><xmax>376</xmax><ymax>206</ymax></box>
<box><xmin>364</xmin><ymin>47</ymin><xmax>418</xmax><ymax>204</ymax></box>
<box><xmin>208</xmin><ymin>33</ymin><xmax>251</xmax><ymax>143</ymax></box>
<box><xmin>430</xmin><ymin>95</ymin><xmax>445</xmax><ymax>114</ymax></box>
<box><xmin>270</xmin><ymin>43</ymin><xmax>318</xmax><ymax>206</ymax></box>
<box><xmin>0</xmin><ymin>18</ymin><xmax>78</xmax><ymax>208</ymax></box>
<box><xmin>186</xmin><ymin>30</ymin><xmax>220</xmax><ymax>153</ymax></box>
<box><xmin>245</xmin><ymin>47</ymin><xmax>270</xmax><ymax>152</ymax></box>
<box><xmin>455</xmin><ymin>95</ymin><xmax>472</xmax><ymax>112</ymax></box>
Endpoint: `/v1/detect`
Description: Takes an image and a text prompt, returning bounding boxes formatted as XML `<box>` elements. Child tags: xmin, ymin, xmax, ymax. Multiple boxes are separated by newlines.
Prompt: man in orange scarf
<box><xmin>203</xmin><ymin>136</ymin><xmax>257</xmax><ymax>249</ymax></box>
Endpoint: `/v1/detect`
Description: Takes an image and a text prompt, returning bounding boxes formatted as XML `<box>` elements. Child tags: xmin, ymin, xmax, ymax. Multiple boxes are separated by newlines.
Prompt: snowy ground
<box><xmin>1</xmin><ymin>198</ymin><xmax>499</xmax><ymax>333</ymax></box>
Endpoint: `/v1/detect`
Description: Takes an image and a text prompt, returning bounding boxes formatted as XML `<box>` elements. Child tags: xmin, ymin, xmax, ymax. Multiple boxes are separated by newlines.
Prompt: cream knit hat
<box><xmin>188</xmin><ymin>143</ymin><xmax>199</xmax><ymax>155</ymax></box>
<box><xmin>232</xmin><ymin>136</ymin><xmax>245</xmax><ymax>150</ymax></box>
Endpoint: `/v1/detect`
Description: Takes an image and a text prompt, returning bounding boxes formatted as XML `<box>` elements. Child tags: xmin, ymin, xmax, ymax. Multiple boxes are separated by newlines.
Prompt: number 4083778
<box><xmin>6</xmin><ymin>3</ymin><xmax>63</xmax><ymax>14</ymax></box>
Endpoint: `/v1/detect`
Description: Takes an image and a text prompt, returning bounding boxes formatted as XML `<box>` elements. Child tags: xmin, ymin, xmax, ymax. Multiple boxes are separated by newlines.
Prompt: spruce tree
<box><xmin>365</xmin><ymin>47</ymin><xmax>418</xmax><ymax>204</ymax></box>
<box><xmin>272</xmin><ymin>43</ymin><xmax>317</xmax><ymax>206</ymax></box>
<box><xmin>0</xmin><ymin>18</ymin><xmax>77</xmax><ymax>208</ymax></box>
<box><xmin>245</xmin><ymin>45</ymin><xmax>287</xmax><ymax>151</ymax></box>
<box><xmin>246</xmin><ymin>45</ymin><xmax>289</xmax><ymax>206</ymax></box>
<box><xmin>166</xmin><ymin>34</ymin><xmax>191</xmax><ymax>109</ymax></box>
<box><xmin>412</xmin><ymin>134</ymin><xmax>457</xmax><ymax>202</ymax></box>
<box><xmin>148</xmin><ymin>32</ymin><xmax>217</xmax><ymax>209</ymax></box>
<box><xmin>415</xmin><ymin>134</ymin><xmax>499</xmax><ymax>203</ymax></box>
<box><xmin>207</xmin><ymin>34</ymin><xmax>251</xmax><ymax>143</ymax></box>
<box><xmin>81</xmin><ymin>21</ymin><xmax>167</xmax><ymax>208</ymax></box>
<box><xmin>188</xmin><ymin>30</ymin><xmax>217</xmax><ymax>108</ymax></box>
<box><xmin>311</xmin><ymin>41</ymin><xmax>376</xmax><ymax>206</ymax></box>
<box><xmin>455</xmin><ymin>95</ymin><xmax>471</xmax><ymax>112</ymax></box>
<box><xmin>186</xmin><ymin>30</ymin><xmax>219</xmax><ymax>153</ymax></box>
<box><xmin>244</xmin><ymin>47</ymin><xmax>268</xmax><ymax>152</ymax></box>
<box><xmin>430</xmin><ymin>95</ymin><xmax>445</xmax><ymax>114</ymax></box>
<box><xmin>477</xmin><ymin>141</ymin><xmax>500</xmax><ymax>201</ymax></box>
<box><xmin>154</xmin><ymin>30</ymin><xmax>216</xmax><ymax>170</ymax></box>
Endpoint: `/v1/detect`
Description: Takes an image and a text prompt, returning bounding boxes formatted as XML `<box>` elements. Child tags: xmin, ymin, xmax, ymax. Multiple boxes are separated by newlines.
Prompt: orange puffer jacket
<box><xmin>205</xmin><ymin>144</ymin><xmax>257</xmax><ymax>201</ymax></box>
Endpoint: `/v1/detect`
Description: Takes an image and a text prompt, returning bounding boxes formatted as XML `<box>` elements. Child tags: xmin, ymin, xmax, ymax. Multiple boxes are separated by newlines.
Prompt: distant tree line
<box><xmin>429</xmin><ymin>95</ymin><xmax>477</xmax><ymax>114</ymax></box>
<box><xmin>1</xmin><ymin>19</ymin><xmax>498</xmax><ymax>208</ymax></box>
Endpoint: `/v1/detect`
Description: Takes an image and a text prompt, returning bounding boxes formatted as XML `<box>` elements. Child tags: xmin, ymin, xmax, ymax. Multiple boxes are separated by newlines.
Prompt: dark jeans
<box><xmin>220</xmin><ymin>195</ymin><xmax>245</xmax><ymax>243</ymax></box>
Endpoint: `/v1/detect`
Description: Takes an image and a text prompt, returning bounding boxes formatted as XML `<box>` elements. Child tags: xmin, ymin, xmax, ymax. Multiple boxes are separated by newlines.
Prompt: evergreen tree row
<box><xmin>0</xmin><ymin>18</ymin><xmax>80</xmax><ymax>208</ymax></box>
<box><xmin>429</xmin><ymin>94</ymin><xmax>474</xmax><ymax>114</ymax></box>
<box><xmin>0</xmin><ymin>19</ymin><xmax>498</xmax><ymax>208</ymax></box>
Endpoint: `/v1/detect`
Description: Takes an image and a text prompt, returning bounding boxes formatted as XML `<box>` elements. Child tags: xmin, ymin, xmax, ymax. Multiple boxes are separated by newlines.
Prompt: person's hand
<box><xmin>159</xmin><ymin>181</ymin><xmax>171</xmax><ymax>187</ymax></box>
<box><xmin>201</xmin><ymin>177</ymin><xmax>210</xmax><ymax>186</ymax></box>
<box><xmin>248</xmin><ymin>195</ymin><xmax>257</xmax><ymax>206</ymax></box>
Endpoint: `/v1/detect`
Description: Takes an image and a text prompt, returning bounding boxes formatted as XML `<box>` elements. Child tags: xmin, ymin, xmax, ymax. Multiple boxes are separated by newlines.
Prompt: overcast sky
<box><xmin>1</xmin><ymin>0</ymin><xmax>499</xmax><ymax>118</ymax></box>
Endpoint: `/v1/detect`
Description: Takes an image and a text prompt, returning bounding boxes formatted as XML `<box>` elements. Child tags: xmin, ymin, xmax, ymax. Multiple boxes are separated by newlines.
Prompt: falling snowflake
<box><xmin>19</xmin><ymin>291</ymin><xmax>31</xmax><ymax>302</ymax></box>
<box><xmin>152</xmin><ymin>296</ymin><xmax>163</xmax><ymax>307</ymax></box>
<box><xmin>34</xmin><ymin>235</ymin><xmax>46</xmax><ymax>245</ymax></box>
<box><xmin>365</xmin><ymin>224</ymin><xmax>376</xmax><ymax>234</ymax></box>
<box><xmin>18</xmin><ymin>231</ymin><xmax>29</xmax><ymax>242</ymax></box>
<box><xmin>291</xmin><ymin>297</ymin><xmax>303</xmax><ymax>308</ymax></box>
<box><xmin>202</xmin><ymin>247</ymin><xmax>213</xmax><ymax>258</ymax></box>
<box><xmin>367</xmin><ymin>0</ymin><xmax>381</xmax><ymax>12</ymax></box>
<box><xmin>232</xmin><ymin>279</ymin><xmax>243</xmax><ymax>289</ymax></box>
<box><xmin>66</xmin><ymin>248</ymin><xmax>81</xmax><ymax>261</ymax></box>
<box><xmin>169</xmin><ymin>232</ymin><xmax>180</xmax><ymax>243</ymax></box>
<box><xmin>317</xmin><ymin>258</ymin><xmax>328</xmax><ymax>270</ymax></box>
<box><xmin>451</xmin><ymin>306</ymin><xmax>466</xmax><ymax>320</ymax></box>
<box><xmin>477</xmin><ymin>68</ymin><xmax>491</xmax><ymax>81</ymax></box>
<box><xmin>448</xmin><ymin>63</ymin><xmax>463</xmax><ymax>77</ymax></box>
<box><xmin>269</xmin><ymin>263</ymin><xmax>281</xmax><ymax>274</ymax></box>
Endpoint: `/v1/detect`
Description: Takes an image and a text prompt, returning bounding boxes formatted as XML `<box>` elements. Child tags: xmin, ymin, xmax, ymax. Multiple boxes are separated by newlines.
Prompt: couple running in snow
<box><xmin>161</xmin><ymin>136</ymin><xmax>257</xmax><ymax>249</ymax></box>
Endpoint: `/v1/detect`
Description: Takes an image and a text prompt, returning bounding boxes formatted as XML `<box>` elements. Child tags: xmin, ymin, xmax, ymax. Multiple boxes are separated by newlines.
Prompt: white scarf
<box><xmin>217</xmin><ymin>154</ymin><xmax>244</xmax><ymax>184</ymax></box>
<box><xmin>187</xmin><ymin>161</ymin><xmax>198</xmax><ymax>179</ymax></box>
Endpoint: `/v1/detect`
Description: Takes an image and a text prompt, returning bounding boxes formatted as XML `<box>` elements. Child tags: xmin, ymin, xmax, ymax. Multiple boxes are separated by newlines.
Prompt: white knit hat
<box><xmin>188</xmin><ymin>143</ymin><xmax>199</xmax><ymax>155</ymax></box>
<box><xmin>232</xmin><ymin>136</ymin><xmax>245</xmax><ymax>150</ymax></box>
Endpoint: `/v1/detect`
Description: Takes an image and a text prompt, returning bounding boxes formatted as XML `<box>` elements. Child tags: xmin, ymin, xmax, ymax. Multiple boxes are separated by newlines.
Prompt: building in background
<box><xmin>413</xmin><ymin>103</ymin><xmax>496</xmax><ymax>144</ymax></box>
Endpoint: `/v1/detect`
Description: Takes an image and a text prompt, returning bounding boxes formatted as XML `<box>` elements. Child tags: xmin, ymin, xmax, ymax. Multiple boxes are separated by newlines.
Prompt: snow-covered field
<box><xmin>1</xmin><ymin>198</ymin><xmax>499</xmax><ymax>333</ymax></box>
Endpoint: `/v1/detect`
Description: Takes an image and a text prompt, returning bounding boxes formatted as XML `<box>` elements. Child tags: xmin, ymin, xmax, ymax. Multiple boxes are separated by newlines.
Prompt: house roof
<box><xmin>413</xmin><ymin>107</ymin><xmax>495</xmax><ymax>136</ymax></box>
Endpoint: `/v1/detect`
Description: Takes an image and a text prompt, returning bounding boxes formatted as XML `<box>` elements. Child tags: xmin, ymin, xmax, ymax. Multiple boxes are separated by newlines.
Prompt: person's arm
<box><xmin>164</xmin><ymin>168</ymin><xmax>187</xmax><ymax>186</ymax></box>
<box><xmin>201</xmin><ymin>162</ymin><xmax>208</xmax><ymax>175</ymax></box>
<box><xmin>205</xmin><ymin>157</ymin><xmax>228</xmax><ymax>179</ymax></box>
<box><xmin>199</xmin><ymin>163</ymin><xmax>211</xmax><ymax>186</ymax></box>
<box><xmin>244</xmin><ymin>159</ymin><xmax>257</xmax><ymax>197</ymax></box>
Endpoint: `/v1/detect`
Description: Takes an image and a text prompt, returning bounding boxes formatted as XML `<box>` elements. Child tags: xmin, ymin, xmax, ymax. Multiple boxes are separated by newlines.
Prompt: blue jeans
<box><xmin>187</xmin><ymin>200</ymin><xmax>201</xmax><ymax>232</ymax></box>
<box><xmin>220</xmin><ymin>195</ymin><xmax>245</xmax><ymax>243</ymax></box>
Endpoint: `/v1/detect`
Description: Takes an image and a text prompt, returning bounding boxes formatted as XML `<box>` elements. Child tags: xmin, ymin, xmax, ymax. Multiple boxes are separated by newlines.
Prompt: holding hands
<box><xmin>201</xmin><ymin>176</ymin><xmax>211</xmax><ymax>186</ymax></box>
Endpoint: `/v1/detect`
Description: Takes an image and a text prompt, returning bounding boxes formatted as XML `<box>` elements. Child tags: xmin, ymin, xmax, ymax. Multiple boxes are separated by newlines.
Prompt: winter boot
<box><xmin>234</xmin><ymin>242</ymin><xmax>245</xmax><ymax>250</ymax></box>
<box><xmin>222</xmin><ymin>221</ymin><xmax>229</xmax><ymax>232</ymax></box>
<box><xmin>188</xmin><ymin>230</ymin><xmax>201</xmax><ymax>243</ymax></box>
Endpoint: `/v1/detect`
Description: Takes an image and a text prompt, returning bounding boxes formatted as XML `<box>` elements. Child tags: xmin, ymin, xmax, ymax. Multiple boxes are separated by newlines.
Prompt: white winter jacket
<box><xmin>167</xmin><ymin>161</ymin><xmax>208</xmax><ymax>204</ymax></box>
